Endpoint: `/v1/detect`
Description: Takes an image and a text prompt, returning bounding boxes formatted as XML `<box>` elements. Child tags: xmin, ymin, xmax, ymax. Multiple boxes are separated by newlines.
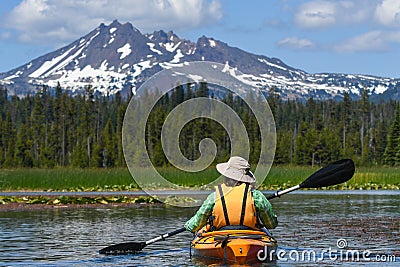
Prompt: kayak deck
<box><xmin>191</xmin><ymin>229</ymin><xmax>277</xmax><ymax>265</ymax></box>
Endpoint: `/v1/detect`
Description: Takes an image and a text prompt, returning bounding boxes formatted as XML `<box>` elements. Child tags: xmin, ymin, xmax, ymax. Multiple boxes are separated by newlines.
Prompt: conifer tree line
<box><xmin>0</xmin><ymin>82</ymin><xmax>399</xmax><ymax>168</ymax></box>
<box><xmin>0</xmin><ymin>84</ymin><xmax>126</xmax><ymax>168</ymax></box>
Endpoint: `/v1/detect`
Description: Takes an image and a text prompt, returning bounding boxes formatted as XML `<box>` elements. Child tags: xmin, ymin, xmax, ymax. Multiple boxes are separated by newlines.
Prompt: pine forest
<box><xmin>0</xmin><ymin>82</ymin><xmax>399</xmax><ymax>169</ymax></box>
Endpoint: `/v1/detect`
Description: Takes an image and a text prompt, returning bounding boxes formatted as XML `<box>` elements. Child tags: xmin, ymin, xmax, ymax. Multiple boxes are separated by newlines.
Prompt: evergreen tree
<box><xmin>0</xmin><ymin>116</ymin><xmax>3</xmax><ymax>166</ymax></box>
<box><xmin>185</xmin><ymin>83</ymin><xmax>193</xmax><ymax>100</ymax></box>
<box><xmin>341</xmin><ymin>92</ymin><xmax>352</xmax><ymax>156</ymax></box>
<box><xmin>359</xmin><ymin>88</ymin><xmax>370</xmax><ymax>163</ymax></box>
<box><xmin>196</xmin><ymin>82</ymin><xmax>209</xmax><ymax>97</ymax></box>
<box><xmin>52</xmin><ymin>82</ymin><xmax>68</xmax><ymax>166</ymax></box>
<box><xmin>384</xmin><ymin>105</ymin><xmax>400</xmax><ymax>165</ymax></box>
<box><xmin>90</xmin><ymin>142</ymin><xmax>103</xmax><ymax>167</ymax></box>
<box><xmin>83</xmin><ymin>85</ymin><xmax>96</xmax><ymax>163</ymax></box>
<box><xmin>116</xmin><ymin>97</ymin><xmax>125</xmax><ymax>166</ymax></box>
<box><xmin>103</xmin><ymin>119</ymin><xmax>116</xmax><ymax>167</ymax></box>
<box><xmin>0</xmin><ymin>87</ymin><xmax>7</xmax><ymax>119</ymax></box>
<box><xmin>31</xmin><ymin>90</ymin><xmax>45</xmax><ymax>165</ymax></box>
<box><xmin>15</xmin><ymin>123</ymin><xmax>34</xmax><ymax>167</ymax></box>
<box><xmin>71</xmin><ymin>126</ymin><xmax>89</xmax><ymax>168</ymax></box>
<box><xmin>267</xmin><ymin>86</ymin><xmax>281</xmax><ymax>123</ymax></box>
<box><xmin>170</xmin><ymin>84</ymin><xmax>184</xmax><ymax>106</ymax></box>
<box><xmin>2</xmin><ymin>112</ymin><xmax>15</xmax><ymax>167</ymax></box>
<box><xmin>294</xmin><ymin>122</ymin><xmax>311</xmax><ymax>165</ymax></box>
<box><xmin>274</xmin><ymin>131</ymin><xmax>292</xmax><ymax>164</ymax></box>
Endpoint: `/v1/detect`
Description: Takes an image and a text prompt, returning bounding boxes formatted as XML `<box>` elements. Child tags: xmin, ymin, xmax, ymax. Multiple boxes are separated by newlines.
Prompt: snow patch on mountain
<box><xmin>4</xmin><ymin>70</ymin><xmax>23</xmax><ymax>81</ymax></box>
<box><xmin>117</xmin><ymin>43</ymin><xmax>131</xmax><ymax>59</ymax></box>
<box><xmin>258</xmin><ymin>58</ymin><xmax>287</xmax><ymax>71</ymax></box>
<box><xmin>171</xmin><ymin>49</ymin><xmax>184</xmax><ymax>63</ymax></box>
<box><xmin>165</xmin><ymin>41</ymin><xmax>181</xmax><ymax>52</ymax></box>
<box><xmin>40</xmin><ymin>64</ymin><xmax>125</xmax><ymax>93</ymax></box>
<box><xmin>160</xmin><ymin>62</ymin><xmax>185</xmax><ymax>69</ymax></box>
<box><xmin>147</xmin><ymin>43</ymin><xmax>163</xmax><ymax>55</ymax></box>
<box><xmin>209</xmin><ymin>39</ymin><xmax>216</xmax><ymax>47</ymax></box>
<box><xmin>29</xmin><ymin>46</ymin><xmax>76</xmax><ymax>78</ymax></box>
<box><xmin>187</xmin><ymin>74</ymin><xmax>204</xmax><ymax>82</ymax></box>
<box><xmin>131</xmin><ymin>60</ymin><xmax>153</xmax><ymax>77</ymax></box>
<box><xmin>222</xmin><ymin>61</ymin><xmax>237</xmax><ymax>76</ymax></box>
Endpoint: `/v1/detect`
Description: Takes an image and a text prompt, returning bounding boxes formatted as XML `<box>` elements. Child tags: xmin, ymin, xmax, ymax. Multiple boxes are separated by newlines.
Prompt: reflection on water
<box><xmin>0</xmin><ymin>192</ymin><xmax>399</xmax><ymax>266</ymax></box>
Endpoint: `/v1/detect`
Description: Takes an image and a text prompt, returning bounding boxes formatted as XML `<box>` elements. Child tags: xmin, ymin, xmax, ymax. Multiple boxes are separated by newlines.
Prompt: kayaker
<box><xmin>185</xmin><ymin>156</ymin><xmax>278</xmax><ymax>233</ymax></box>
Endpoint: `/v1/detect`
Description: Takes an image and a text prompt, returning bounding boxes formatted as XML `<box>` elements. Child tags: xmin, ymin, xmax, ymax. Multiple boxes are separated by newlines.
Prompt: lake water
<box><xmin>0</xmin><ymin>191</ymin><xmax>399</xmax><ymax>266</ymax></box>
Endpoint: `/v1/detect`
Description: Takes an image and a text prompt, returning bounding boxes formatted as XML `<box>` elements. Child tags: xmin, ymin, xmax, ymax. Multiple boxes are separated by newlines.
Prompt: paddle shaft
<box><xmin>266</xmin><ymin>185</ymin><xmax>300</xmax><ymax>200</ymax></box>
<box><xmin>145</xmin><ymin>227</ymin><xmax>186</xmax><ymax>246</ymax></box>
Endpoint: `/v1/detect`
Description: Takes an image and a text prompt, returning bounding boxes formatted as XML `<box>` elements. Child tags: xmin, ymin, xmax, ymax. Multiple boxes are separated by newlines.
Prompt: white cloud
<box><xmin>0</xmin><ymin>31</ymin><xmax>11</xmax><ymax>40</ymax></box>
<box><xmin>387</xmin><ymin>31</ymin><xmax>400</xmax><ymax>42</ymax></box>
<box><xmin>334</xmin><ymin>30</ymin><xmax>391</xmax><ymax>52</ymax></box>
<box><xmin>294</xmin><ymin>0</ymin><xmax>374</xmax><ymax>30</ymax></box>
<box><xmin>375</xmin><ymin>0</ymin><xmax>400</xmax><ymax>27</ymax></box>
<box><xmin>2</xmin><ymin>0</ymin><xmax>222</xmax><ymax>45</ymax></box>
<box><xmin>294</xmin><ymin>1</ymin><xmax>337</xmax><ymax>29</ymax></box>
<box><xmin>277</xmin><ymin>37</ymin><xmax>316</xmax><ymax>50</ymax></box>
<box><xmin>278</xmin><ymin>30</ymin><xmax>400</xmax><ymax>54</ymax></box>
<box><xmin>288</xmin><ymin>1</ymin><xmax>400</xmax><ymax>54</ymax></box>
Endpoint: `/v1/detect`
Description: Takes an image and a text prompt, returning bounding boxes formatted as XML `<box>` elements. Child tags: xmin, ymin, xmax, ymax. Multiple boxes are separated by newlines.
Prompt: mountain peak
<box><xmin>197</xmin><ymin>35</ymin><xmax>219</xmax><ymax>48</ymax></box>
<box><xmin>110</xmin><ymin>19</ymin><xmax>122</xmax><ymax>27</ymax></box>
<box><xmin>147</xmin><ymin>30</ymin><xmax>181</xmax><ymax>43</ymax></box>
<box><xmin>105</xmin><ymin>20</ymin><xmax>141</xmax><ymax>33</ymax></box>
<box><xmin>0</xmin><ymin>20</ymin><xmax>399</xmax><ymax>101</ymax></box>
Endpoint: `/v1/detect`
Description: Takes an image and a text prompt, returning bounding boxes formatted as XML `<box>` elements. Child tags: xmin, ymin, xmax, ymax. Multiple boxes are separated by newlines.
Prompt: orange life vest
<box><xmin>212</xmin><ymin>183</ymin><xmax>257</xmax><ymax>230</ymax></box>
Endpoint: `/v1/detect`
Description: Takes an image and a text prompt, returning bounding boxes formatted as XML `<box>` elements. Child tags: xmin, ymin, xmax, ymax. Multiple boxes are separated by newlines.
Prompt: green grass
<box><xmin>330</xmin><ymin>166</ymin><xmax>400</xmax><ymax>190</ymax></box>
<box><xmin>0</xmin><ymin>167</ymin><xmax>219</xmax><ymax>191</ymax></box>
<box><xmin>0</xmin><ymin>168</ymin><xmax>136</xmax><ymax>191</ymax></box>
<box><xmin>262</xmin><ymin>165</ymin><xmax>318</xmax><ymax>189</ymax></box>
<box><xmin>261</xmin><ymin>165</ymin><xmax>400</xmax><ymax>190</ymax></box>
<box><xmin>158</xmin><ymin>167</ymin><xmax>219</xmax><ymax>186</ymax></box>
<box><xmin>0</xmin><ymin>165</ymin><xmax>399</xmax><ymax>191</ymax></box>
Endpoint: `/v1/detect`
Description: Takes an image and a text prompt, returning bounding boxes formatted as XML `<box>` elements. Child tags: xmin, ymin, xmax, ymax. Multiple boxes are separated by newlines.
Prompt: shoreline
<box><xmin>1</xmin><ymin>189</ymin><xmax>400</xmax><ymax>212</ymax></box>
<box><xmin>0</xmin><ymin>202</ymin><xmax>165</xmax><ymax>212</ymax></box>
<box><xmin>1</xmin><ymin>189</ymin><xmax>400</xmax><ymax>197</ymax></box>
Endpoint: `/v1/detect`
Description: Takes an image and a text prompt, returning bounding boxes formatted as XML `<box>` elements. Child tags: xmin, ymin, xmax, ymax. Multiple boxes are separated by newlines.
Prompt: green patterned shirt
<box><xmin>185</xmin><ymin>189</ymin><xmax>278</xmax><ymax>232</ymax></box>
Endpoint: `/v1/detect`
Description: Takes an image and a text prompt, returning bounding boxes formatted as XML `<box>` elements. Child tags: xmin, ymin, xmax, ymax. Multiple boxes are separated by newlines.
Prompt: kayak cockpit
<box><xmin>191</xmin><ymin>229</ymin><xmax>277</xmax><ymax>265</ymax></box>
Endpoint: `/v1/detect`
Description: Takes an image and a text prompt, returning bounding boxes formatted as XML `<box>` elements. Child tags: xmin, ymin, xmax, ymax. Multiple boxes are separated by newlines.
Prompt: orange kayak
<box><xmin>191</xmin><ymin>229</ymin><xmax>277</xmax><ymax>265</ymax></box>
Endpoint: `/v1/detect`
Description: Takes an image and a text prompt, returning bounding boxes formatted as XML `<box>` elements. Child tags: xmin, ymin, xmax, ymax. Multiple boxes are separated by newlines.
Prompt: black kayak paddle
<box><xmin>266</xmin><ymin>158</ymin><xmax>355</xmax><ymax>200</ymax></box>
<box><xmin>99</xmin><ymin>158</ymin><xmax>355</xmax><ymax>255</ymax></box>
<box><xmin>99</xmin><ymin>227</ymin><xmax>186</xmax><ymax>254</ymax></box>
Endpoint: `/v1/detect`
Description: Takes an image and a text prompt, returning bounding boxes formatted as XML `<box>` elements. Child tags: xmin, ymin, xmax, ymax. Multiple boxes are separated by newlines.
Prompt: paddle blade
<box><xmin>99</xmin><ymin>242</ymin><xmax>146</xmax><ymax>255</ymax></box>
<box><xmin>300</xmin><ymin>159</ymin><xmax>355</xmax><ymax>188</ymax></box>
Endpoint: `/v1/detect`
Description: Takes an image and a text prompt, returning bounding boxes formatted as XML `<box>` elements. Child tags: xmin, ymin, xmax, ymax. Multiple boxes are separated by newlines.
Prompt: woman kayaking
<box><xmin>185</xmin><ymin>156</ymin><xmax>278</xmax><ymax>233</ymax></box>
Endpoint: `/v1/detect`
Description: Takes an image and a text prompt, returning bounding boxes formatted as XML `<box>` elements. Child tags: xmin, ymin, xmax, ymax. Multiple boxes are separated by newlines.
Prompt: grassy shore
<box><xmin>1</xmin><ymin>165</ymin><xmax>399</xmax><ymax>191</ymax></box>
<box><xmin>262</xmin><ymin>165</ymin><xmax>400</xmax><ymax>190</ymax></box>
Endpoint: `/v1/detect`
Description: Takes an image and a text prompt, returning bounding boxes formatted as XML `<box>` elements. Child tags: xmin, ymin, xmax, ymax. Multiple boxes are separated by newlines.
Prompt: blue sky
<box><xmin>0</xmin><ymin>0</ymin><xmax>399</xmax><ymax>78</ymax></box>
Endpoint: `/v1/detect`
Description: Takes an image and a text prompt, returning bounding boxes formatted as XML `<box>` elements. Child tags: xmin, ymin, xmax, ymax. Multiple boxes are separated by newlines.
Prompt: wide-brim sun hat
<box><xmin>216</xmin><ymin>156</ymin><xmax>256</xmax><ymax>183</ymax></box>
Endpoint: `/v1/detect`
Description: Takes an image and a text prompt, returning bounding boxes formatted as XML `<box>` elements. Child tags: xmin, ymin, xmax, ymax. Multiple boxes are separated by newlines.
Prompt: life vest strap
<box><xmin>217</xmin><ymin>185</ymin><xmax>230</xmax><ymax>226</ymax></box>
<box><xmin>240</xmin><ymin>183</ymin><xmax>250</xmax><ymax>225</ymax></box>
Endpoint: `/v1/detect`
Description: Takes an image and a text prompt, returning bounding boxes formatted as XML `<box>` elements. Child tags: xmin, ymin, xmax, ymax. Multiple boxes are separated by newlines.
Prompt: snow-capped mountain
<box><xmin>0</xmin><ymin>20</ymin><xmax>399</xmax><ymax>101</ymax></box>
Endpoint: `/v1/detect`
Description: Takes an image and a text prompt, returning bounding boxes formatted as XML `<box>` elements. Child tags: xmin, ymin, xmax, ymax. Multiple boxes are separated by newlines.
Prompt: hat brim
<box><xmin>216</xmin><ymin>162</ymin><xmax>256</xmax><ymax>183</ymax></box>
